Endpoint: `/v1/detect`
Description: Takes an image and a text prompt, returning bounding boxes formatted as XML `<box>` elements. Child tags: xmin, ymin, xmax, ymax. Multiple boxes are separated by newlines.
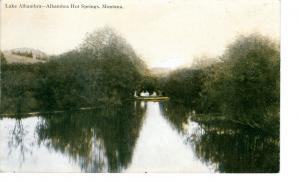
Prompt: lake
<box><xmin>0</xmin><ymin>101</ymin><xmax>279</xmax><ymax>172</ymax></box>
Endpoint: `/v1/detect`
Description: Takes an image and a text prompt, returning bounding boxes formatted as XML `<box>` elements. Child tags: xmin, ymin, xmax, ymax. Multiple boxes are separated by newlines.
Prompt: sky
<box><xmin>1</xmin><ymin>0</ymin><xmax>280</xmax><ymax>69</ymax></box>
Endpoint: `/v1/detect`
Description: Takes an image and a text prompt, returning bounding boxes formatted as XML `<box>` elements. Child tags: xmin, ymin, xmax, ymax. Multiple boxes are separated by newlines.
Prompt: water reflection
<box><xmin>37</xmin><ymin>102</ymin><xmax>146</xmax><ymax>172</ymax></box>
<box><xmin>0</xmin><ymin>117</ymin><xmax>81</xmax><ymax>172</ymax></box>
<box><xmin>161</xmin><ymin>101</ymin><xmax>280</xmax><ymax>173</ymax></box>
<box><xmin>0</xmin><ymin>101</ymin><xmax>279</xmax><ymax>172</ymax></box>
<box><xmin>1</xmin><ymin>102</ymin><xmax>146</xmax><ymax>172</ymax></box>
<box><xmin>126</xmin><ymin>102</ymin><xmax>213</xmax><ymax>172</ymax></box>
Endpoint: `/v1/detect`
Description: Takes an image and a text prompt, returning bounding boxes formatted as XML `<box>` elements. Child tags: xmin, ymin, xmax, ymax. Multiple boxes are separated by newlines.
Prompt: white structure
<box><xmin>151</xmin><ymin>91</ymin><xmax>157</xmax><ymax>96</ymax></box>
<box><xmin>140</xmin><ymin>91</ymin><xmax>150</xmax><ymax>97</ymax></box>
<box><xmin>134</xmin><ymin>91</ymin><xmax>138</xmax><ymax>97</ymax></box>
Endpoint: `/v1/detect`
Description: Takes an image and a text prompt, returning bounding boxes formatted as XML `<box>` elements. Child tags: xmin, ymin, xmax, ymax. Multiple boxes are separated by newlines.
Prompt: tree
<box><xmin>0</xmin><ymin>51</ymin><xmax>7</xmax><ymax>64</ymax></box>
<box><xmin>221</xmin><ymin>34</ymin><xmax>280</xmax><ymax>129</ymax></box>
<box><xmin>1</xmin><ymin>27</ymin><xmax>148</xmax><ymax>113</ymax></box>
<box><xmin>79</xmin><ymin>27</ymin><xmax>147</xmax><ymax>74</ymax></box>
<box><xmin>34</xmin><ymin>27</ymin><xmax>147</xmax><ymax>110</ymax></box>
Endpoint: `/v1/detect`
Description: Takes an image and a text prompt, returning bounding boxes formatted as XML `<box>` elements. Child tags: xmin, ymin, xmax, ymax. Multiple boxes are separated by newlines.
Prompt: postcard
<box><xmin>0</xmin><ymin>0</ymin><xmax>280</xmax><ymax>173</ymax></box>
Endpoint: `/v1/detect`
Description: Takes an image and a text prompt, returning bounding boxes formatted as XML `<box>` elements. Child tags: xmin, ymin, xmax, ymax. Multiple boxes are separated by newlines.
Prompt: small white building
<box><xmin>151</xmin><ymin>91</ymin><xmax>157</xmax><ymax>96</ymax></box>
<box><xmin>140</xmin><ymin>91</ymin><xmax>150</xmax><ymax>97</ymax></box>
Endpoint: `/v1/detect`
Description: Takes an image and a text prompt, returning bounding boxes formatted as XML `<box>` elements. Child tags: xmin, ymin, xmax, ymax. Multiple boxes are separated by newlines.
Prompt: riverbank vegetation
<box><xmin>160</xmin><ymin>34</ymin><xmax>279</xmax><ymax>132</ymax></box>
<box><xmin>0</xmin><ymin>30</ymin><xmax>279</xmax><ymax>132</ymax></box>
<box><xmin>1</xmin><ymin>27</ymin><xmax>147</xmax><ymax>113</ymax></box>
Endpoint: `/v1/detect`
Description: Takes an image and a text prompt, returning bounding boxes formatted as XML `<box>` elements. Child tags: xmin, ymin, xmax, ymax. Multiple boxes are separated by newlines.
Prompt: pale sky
<box><xmin>1</xmin><ymin>0</ymin><xmax>280</xmax><ymax>69</ymax></box>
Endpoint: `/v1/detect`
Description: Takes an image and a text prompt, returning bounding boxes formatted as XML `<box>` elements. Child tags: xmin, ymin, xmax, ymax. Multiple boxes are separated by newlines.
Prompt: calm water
<box><xmin>0</xmin><ymin>101</ymin><xmax>279</xmax><ymax>172</ymax></box>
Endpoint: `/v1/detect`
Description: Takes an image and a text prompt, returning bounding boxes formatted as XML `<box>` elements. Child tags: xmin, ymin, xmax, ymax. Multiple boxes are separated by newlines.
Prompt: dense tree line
<box><xmin>1</xmin><ymin>27</ymin><xmax>147</xmax><ymax>113</ymax></box>
<box><xmin>1</xmin><ymin>32</ymin><xmax>279</xmax><ymax>131</ymax></box>
<box><xmin>160</xmin><ymin>34</ymin><xmax>279</xmax><ymax>131</ymax></box>
<box><xmin>1</xmin><ymin>63</ymin><xmax>42</xmax><ymax>113</ymax></box>
<box><xmin>12</xmin><ymin>50</ymin><xmax>33</xmax><ymax>58</ymax></box>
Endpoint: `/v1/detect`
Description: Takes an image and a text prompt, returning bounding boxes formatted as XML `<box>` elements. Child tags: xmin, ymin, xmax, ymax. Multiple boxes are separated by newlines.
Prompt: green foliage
<box><xmin>199</xmin><ymin>62</ymin><xmax>227</xmax><ymax>113</ymax></box>
<box><xmin>1</xmin><ymin>32</ymin><xmax>279</xmax><ymax>132</ymax></box>
<box><xmin>160</xmin><ymin>68</ymin><xmax>204</xmax><ymax>105</ymax></box>
<box><xmin>1</xmin><ymin>64</ymin><xmax>42</xmax><ymax>113</ymax></box>
<box><xmin>221</xmin><ymin>34</ymin><xmax>280</xmax><ymax>129</ymax></box>
<box><xmin>160</xmin><ymin>34</ymin><xmax>279</xmax><ymax>131</ymax></box>
<box><xmin>1</xmin><ymin>28</ymin><xmax>146</xmax><ymax>113</ymax></box>
<box><xmin>0</xmin><ymin>51</ymin><xmax>7</xmax><ymax>64</ymax></box>
<box><xmin>137</xmin><ymin>75</ymin><xmax>158</xmax><ymax>95</ymax></box>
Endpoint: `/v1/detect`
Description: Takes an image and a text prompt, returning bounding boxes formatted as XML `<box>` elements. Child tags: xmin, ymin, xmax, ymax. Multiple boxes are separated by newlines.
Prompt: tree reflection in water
<box><xmin>160</xmin><ymin>101</ymin><xmax>279</xmax><ymax>173</ymax></box>
<box><xmin>8</xmin><ymin>118</ymin><xmax>33</xmax><ymax>163</ymax></box>
<box><xmin>36</xmin><ymin>101</ymin><xmax>146</xmax><ymax>172</ymax></box>
<box><xmin>2</xmin><ymin>100</ymin><xmax>279</xmax><ymax>173</ymax></box>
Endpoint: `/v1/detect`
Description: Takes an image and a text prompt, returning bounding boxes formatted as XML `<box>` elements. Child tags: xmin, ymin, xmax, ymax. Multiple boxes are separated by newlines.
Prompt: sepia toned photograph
<box><xmin>0</xmin><ymin>0</ymin><xmax>280</xmax><ymax>173</ymax></box>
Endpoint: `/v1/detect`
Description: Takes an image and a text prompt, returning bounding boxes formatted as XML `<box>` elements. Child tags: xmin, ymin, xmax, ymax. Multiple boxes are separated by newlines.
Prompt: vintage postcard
<box><xmin>0</xmin><ymin>0</ymin><xmax>280</xmax><ymax>173</ymax></box>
